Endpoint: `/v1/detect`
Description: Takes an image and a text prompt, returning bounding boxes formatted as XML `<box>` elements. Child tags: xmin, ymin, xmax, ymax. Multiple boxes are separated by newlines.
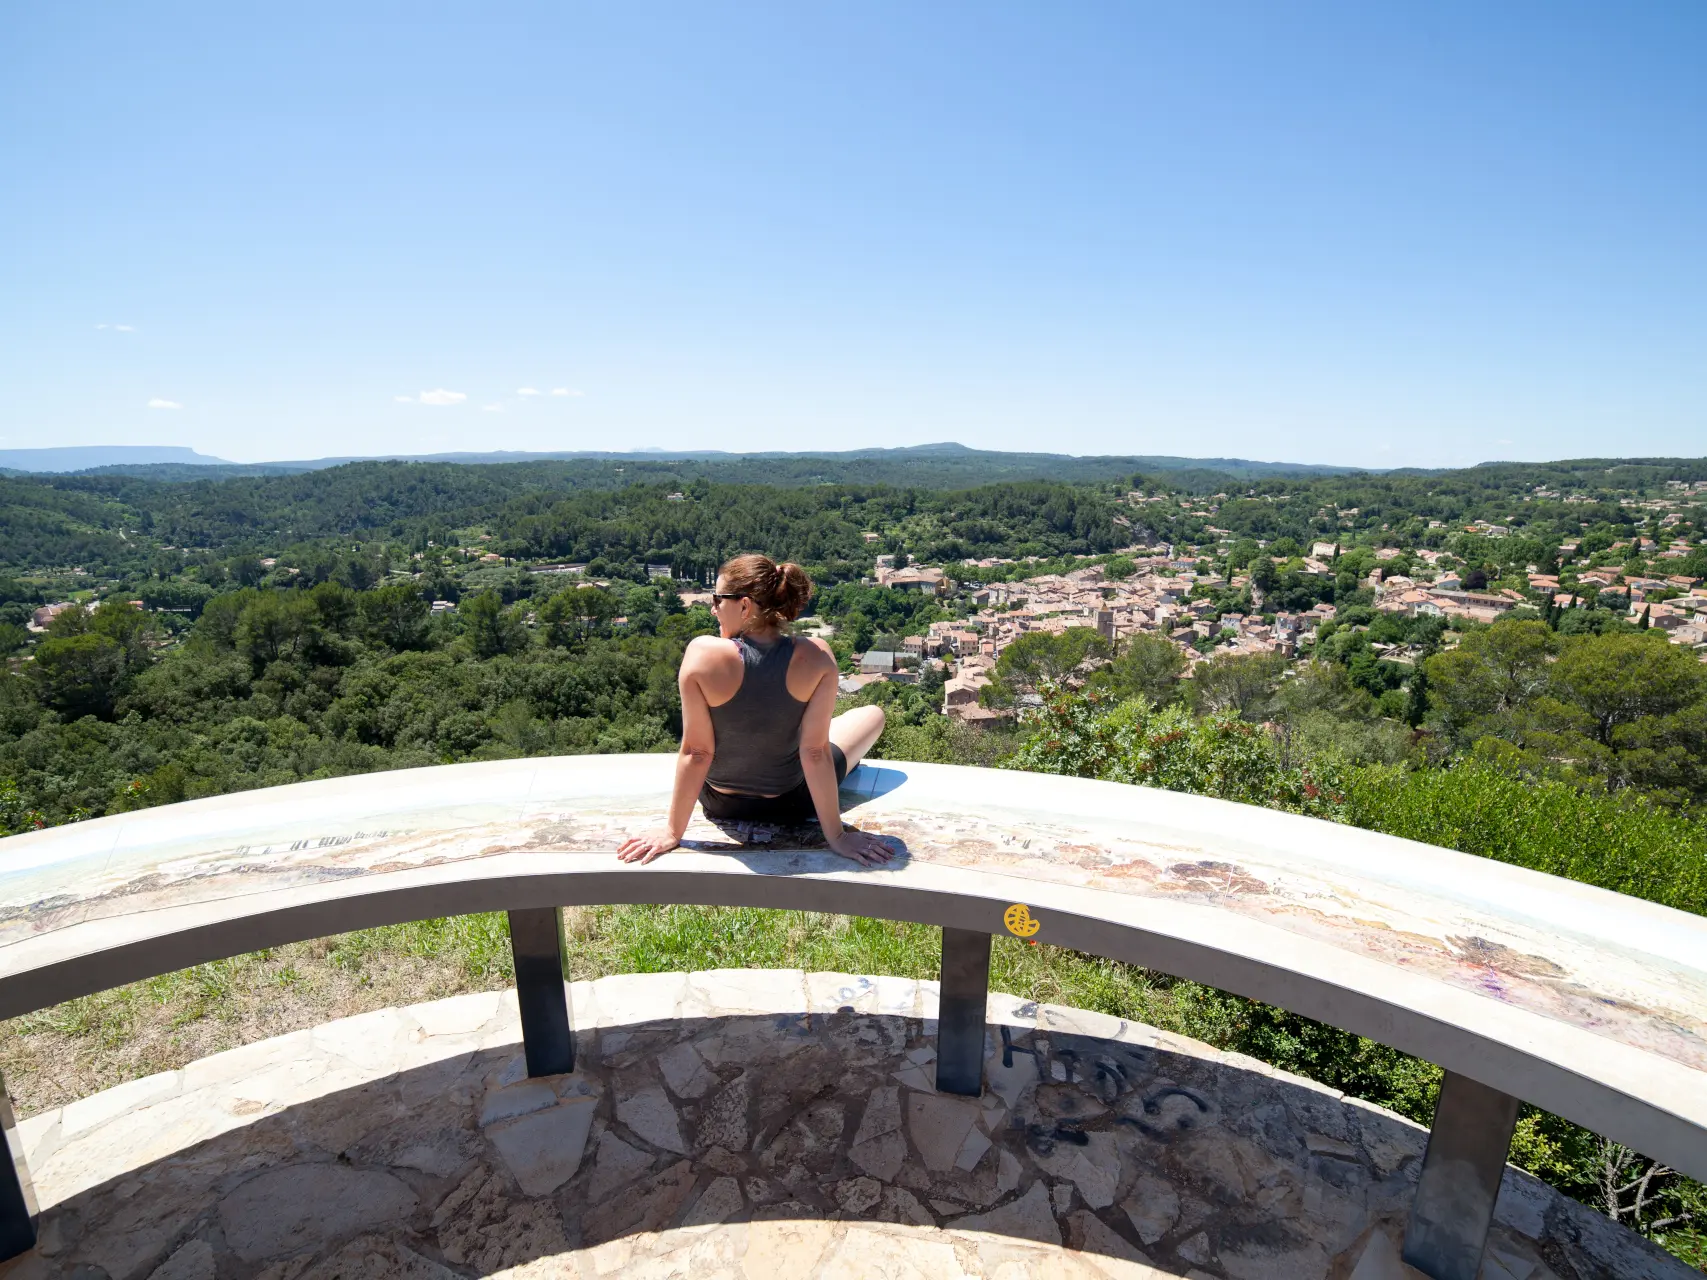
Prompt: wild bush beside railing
<box><xmin>1003</xmin><ymin>678</ymin><xmax>1349</xmax><ymax>820</ymax></box>
<box><xmin>1343</xmin><ymin>758</ymin><xmax>1707</xmax><ymax>919</ymax></box>
<box><xmin>0</xmin><ymin>778</ymin><xmax>47</xmax><ymax>837</ymax></box>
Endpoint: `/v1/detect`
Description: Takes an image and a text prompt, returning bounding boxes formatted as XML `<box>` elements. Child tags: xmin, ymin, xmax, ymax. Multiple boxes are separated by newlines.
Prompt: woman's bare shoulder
<box><xmin>784</xmin><ymin>634</ymin><xmax>840</xmax><ymax>703</ymax></box>
<box><xmin>799</xmin><ymin>635</ymin><xmax>839</xmax><ymax>666</ymax></box>
<box><xmin>682</xmin><ymin>635</ymin><xmax>737</xmax><ymax>671</ymax></box>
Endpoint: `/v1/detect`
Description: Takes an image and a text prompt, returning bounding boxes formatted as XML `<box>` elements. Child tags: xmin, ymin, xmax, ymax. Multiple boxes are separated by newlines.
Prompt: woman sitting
<box><xmin>617</xmin><ymin>554</ymin><xmax>894</xmax><ymax>866</ymax></box>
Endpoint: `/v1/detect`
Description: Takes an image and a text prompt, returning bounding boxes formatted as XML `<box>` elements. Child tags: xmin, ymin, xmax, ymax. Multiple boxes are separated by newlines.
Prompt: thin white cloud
<box><xmin>416</xmin><ymin>388</ymin><xmax>467</xmax><ymax>406</ymax></box>
<box><xmin>482</xmin><ymin>404</ymin><xmax>503</xmax><ymax>413</ymax></box>
<box><xmin>550</xmin><ymin>387</ymin><xmax>584</xmax><ymax>397</ymax></box>
<box><xmin>95</xmin><ymin>323</ymin><xmax>108</xmax><ymax>330</ymax></box>
<box><xmin>115</xmin><ymin>324</ymin><xmax>134</xmax><ymax>332</ymax></box>
<box><xmin>517</xmin><ymin>387</ymin><xmax>540</xmax><ymax>396</ymax></box>
<box><xmin>147</xmin><ymin>398</ymin><xmax>182</xmax><ymax>410</ymax></box>
<box><xmin>394</xmin><ymin>395</ymin><xmax>416</xmax><ymax>403</ymax></box>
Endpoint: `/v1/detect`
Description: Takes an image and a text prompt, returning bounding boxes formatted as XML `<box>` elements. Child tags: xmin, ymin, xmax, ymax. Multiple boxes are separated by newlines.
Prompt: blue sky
<box><xmin>2</xmin><ymin>2</ymin><xmax>1702</xmax><ymax>468</ymax></box>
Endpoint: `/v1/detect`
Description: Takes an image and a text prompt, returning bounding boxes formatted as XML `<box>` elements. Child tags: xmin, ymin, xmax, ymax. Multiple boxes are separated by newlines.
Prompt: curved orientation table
<box><xmin>2</xmin><ymin>756</ymin><xmax>1705</xmax><ymax>1279</ymax></box>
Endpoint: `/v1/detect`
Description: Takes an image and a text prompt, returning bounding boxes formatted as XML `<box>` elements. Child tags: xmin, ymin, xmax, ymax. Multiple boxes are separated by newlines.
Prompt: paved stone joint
<box><xmin>4</xmin><ymin>971</ymin><xmax>1691</xmax><ymax>1280</ymax></box>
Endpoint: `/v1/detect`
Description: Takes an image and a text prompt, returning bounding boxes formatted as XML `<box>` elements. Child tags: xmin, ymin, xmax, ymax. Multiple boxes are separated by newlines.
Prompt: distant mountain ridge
<box><xmin>0</xmin><ymin>445</ymin><xmax>232</xmax><ymax>472</ymax></box>
<box><xmin>258</xmin><ymin>443</ymin><xmax>1365</xmax><ymax>476</ymax></box>
<box><xmin>9</xmin><ymin>441</ymin><xmax>1369</xmax><ymax>479</ymax></box>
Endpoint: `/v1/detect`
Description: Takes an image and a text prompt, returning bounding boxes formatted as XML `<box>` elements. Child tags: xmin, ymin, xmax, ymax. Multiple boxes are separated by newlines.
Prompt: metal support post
<box><xmin>508</xmin><ymin>908</ymin><xmax>574</xmax><ymax>1078</ymax></box>
<box><xmin>935</xmin><ymin>927</ymin><xmax>991</xmax><ymax>1096</ymax></box>
<box><xmin>1</xmin><ymin>1067</ymin><xmax>38</xmax><ymax>1261</ymax></box>
<box><xmin>1401</xmin><ymin>1070</ymin><xmax>1521</xmax><ymax>1280</ymax></box>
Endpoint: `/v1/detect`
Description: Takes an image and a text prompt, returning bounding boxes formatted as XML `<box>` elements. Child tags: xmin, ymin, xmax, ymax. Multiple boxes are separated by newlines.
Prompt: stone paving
<box><xmin>2</xmin><ymin>970</ymin><xmax>1691</xmax><ymax>1280</ymax></box>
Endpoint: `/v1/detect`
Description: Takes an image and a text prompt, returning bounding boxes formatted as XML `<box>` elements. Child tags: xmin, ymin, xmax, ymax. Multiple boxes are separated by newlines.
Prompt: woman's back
<box><xmin>702</xmin><ymin>633</ymin><xmax>808</xmax><ymax>795</ymax></box>
<box><xmin>617</xmin><ymin>552</ymin><xmax>892</xmax><ymax>866</ymax></box>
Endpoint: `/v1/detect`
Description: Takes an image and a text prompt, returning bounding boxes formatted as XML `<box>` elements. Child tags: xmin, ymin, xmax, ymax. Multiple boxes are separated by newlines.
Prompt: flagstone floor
<box><xmin>3</xmin><ymin>970</ymin><xmax>1688</xmax><ymax>1280</ymax></box>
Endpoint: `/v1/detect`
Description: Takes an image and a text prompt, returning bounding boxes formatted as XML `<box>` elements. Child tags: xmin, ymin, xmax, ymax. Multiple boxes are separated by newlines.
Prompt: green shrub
<box><xmin>1345</xmin><ymin>759</ymin><xmax>1707</xmax><ymax>917</ymax></box>
<box><xmin>1004</xmin><ymin>679</ymin><xmax>1348</xmax><ymax>820</ymax></box>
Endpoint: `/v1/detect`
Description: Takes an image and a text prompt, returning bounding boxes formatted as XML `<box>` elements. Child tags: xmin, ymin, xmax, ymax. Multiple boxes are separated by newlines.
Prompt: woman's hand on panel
<box><xmin>617</xmin><ymin>826</ymin><xmax>681</xmax><ymax>864</ymax></box>
<box><xmin>825</xmin><ymin>827</ymin><xmax>896</xmax><ymax>867</ymax></box>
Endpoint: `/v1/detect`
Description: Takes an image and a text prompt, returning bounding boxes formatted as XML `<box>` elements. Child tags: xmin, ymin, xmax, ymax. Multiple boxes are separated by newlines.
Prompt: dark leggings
<box><xmin>698</xmin><ymin>744</ymin><xmax>848</xmax><ymax>824</ymax></box>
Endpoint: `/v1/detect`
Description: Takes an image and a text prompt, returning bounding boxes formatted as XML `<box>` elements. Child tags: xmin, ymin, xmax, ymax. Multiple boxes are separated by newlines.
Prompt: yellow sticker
<box><xmin>1003</xmin><ymin>904</ymin><xmax>1040</xmax><ymax>938</ymax></box>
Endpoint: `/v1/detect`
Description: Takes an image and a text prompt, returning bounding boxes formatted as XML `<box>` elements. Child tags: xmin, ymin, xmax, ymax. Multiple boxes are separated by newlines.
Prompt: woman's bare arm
<box><xmin>798</xmin><ymin>650</ymin><xmax>894</xmax><ymax>866</ymax></box>
<box><xmin>618</xmin><ymin>639</ymin><xmax>718</xmax><ymax>863</ymax></box>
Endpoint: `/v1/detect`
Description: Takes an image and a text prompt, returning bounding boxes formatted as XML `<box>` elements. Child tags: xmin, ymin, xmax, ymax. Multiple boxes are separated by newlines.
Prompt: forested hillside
<box><xmin>0</xmin><ymin>467</ymin><xmax>1136</xmax><ymax>579</ymax></box>
<box><xmin>6</xmin><ymin>451</ymin><xmax>1706</xmax><ymax>581</ymax></box>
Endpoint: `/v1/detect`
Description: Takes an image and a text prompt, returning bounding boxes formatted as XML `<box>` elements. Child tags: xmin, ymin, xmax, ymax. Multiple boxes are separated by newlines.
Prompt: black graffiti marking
<box><xmin>1122</xmin><ymin>1085</ymin><xmax>1213</xmax><ymax>1134</ymax></box>
<box><xmin>1092</xmin><ymin>1055</ymin><xmax>1128</xmax><ymax>1103</ymax></box>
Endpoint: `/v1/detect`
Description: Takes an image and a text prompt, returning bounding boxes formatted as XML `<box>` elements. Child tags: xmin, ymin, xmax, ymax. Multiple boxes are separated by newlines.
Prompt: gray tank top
<box><xmin>704</xmin><ymin>634</ymin><xmax>808</xmax><ymax>795</ymax></box>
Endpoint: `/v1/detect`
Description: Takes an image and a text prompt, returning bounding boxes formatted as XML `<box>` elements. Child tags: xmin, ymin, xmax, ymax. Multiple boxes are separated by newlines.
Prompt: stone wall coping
<box><xmin>1</xmin><ymin>755</ymin><xmax>1704</xmax><ymax>1180</ymax></box>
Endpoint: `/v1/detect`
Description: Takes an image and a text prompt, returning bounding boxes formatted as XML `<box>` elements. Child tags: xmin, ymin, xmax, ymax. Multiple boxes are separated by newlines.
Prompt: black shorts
<box><xmin>699</xmin><ymin>744</ymin><xmax>848</xmax><ymax>825</ymax></box>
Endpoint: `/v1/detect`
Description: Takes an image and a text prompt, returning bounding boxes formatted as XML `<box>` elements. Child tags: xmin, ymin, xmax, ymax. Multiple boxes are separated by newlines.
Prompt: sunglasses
<box><xmin>711</xmin><ymin>592</ymin><xmax>748</xmax><ymax>605</ymax></box>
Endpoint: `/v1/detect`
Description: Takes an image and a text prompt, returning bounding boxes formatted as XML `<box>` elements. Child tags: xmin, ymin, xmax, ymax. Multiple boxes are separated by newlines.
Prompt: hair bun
<box><xmin>715</xmin><ymin>554</ymin><xmax>814</xmax><ymax>625</ymax></box>
<box><xmin>773</xmin><ymin>562</ymin><xmax>812</xmax><ymax>620</ymax></box>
